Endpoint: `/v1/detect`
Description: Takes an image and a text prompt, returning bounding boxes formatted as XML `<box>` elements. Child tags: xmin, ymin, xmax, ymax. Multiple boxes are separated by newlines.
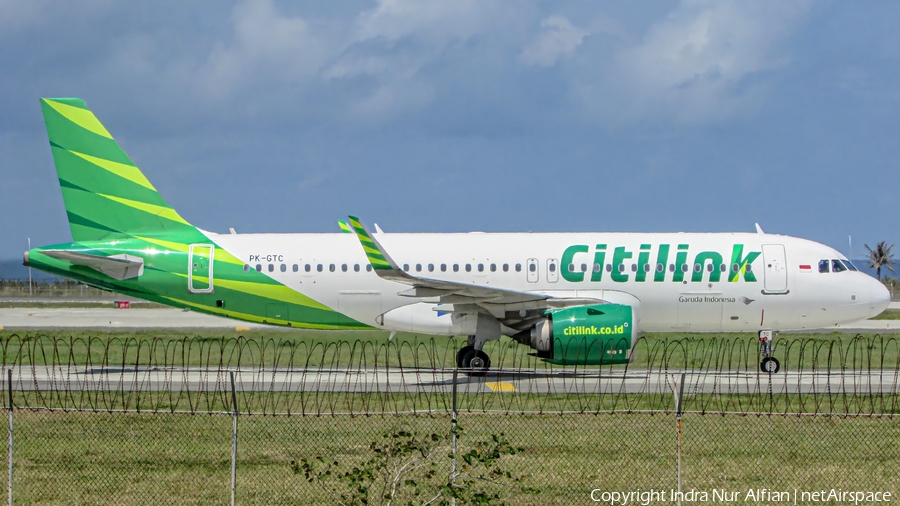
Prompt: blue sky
<box><xmin>1</xmin><ymin>0</ymin><xmax>898</xmax><ymax>261</ymax></box>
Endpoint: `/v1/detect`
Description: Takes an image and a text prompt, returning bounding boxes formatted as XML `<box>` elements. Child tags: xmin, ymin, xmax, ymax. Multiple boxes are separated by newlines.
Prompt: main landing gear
<box><xmin>456</xmin><ymin>315</ymin><xmax>501</xmax><ymax>376</ymax></box>
<box><xmin>759</xmin><ymin>330</ymin><xmax>780</xmax><ymax>373</ymax></box>
<box><xmin>456</xmin><ymin>337</ymin><xmax>492</xmax><ymax>376</ymax></box>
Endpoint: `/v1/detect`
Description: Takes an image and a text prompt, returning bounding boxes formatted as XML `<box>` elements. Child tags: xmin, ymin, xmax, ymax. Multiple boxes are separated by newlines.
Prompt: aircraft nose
<box><xmin>867</xmin><ymin>277</ymin><xmax>891</xmax><ymax>318</ymax></box>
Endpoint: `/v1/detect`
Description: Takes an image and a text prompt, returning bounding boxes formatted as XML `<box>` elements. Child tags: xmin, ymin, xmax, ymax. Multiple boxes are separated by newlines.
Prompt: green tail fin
<box><xmin>40</xmin><ymin>98</ymin><xmax>193</xmax><ymax>242</ymax></box>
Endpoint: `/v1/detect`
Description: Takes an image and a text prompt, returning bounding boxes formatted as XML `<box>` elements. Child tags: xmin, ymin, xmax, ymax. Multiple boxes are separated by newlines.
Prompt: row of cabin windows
<box><xmin>242</xmin><ymin>261</ymin><xmax>751</xmax><ymax>276</ymax></box>
<box><xmin>818</xmin><ymin>259</ymin><xmax>858</xmax><ymax>273</ymax></box>
<box><xmin>566</xmin><ymin>262</ymin><xmax>751</xmax><ymax>274</ymax></box>
<box><xmin>243</xmin><ymin>263</ymin><xmax>528</xmax><ymax>273</ymax></box>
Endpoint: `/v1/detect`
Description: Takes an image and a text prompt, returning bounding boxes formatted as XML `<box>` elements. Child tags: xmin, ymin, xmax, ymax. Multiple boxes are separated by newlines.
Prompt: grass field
<box><xmin>4</xmin><ymin>410</ymin><xmax>897</xmax><ymax>505</ymax></box>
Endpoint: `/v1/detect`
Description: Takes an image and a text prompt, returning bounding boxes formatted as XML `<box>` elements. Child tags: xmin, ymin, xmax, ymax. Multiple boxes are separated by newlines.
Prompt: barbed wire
<box><xmin>0</xmin><ymin>333</ymin><xmax>897</xmax><ymax>416</ymax></box>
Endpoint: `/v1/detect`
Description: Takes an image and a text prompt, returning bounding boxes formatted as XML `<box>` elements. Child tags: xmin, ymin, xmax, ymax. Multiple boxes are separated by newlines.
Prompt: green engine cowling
<box><xmin>529</xmin><ymin>304</ymin><xmax>637</xmax><ymax>365</ymax></box>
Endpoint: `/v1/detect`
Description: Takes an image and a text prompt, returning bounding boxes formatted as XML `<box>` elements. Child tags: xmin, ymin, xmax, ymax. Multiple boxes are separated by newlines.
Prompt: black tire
<box><xmin>760</xmin><ymin>357</ymin><xmax>780</xmax><ymax>374</ymax></box>
<box><xmin>456</xmin><ymin>345</ymin><xmax>474</xmax><ymax>368</ymax></box>
<box><xmin>461</xmin><ymin>349</ymin><xmax>491</xmax><ymax>376</ymax></box>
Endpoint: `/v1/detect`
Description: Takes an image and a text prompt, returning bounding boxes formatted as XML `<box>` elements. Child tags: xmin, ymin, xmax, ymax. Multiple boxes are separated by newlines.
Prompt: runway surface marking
<box><xmin>484</xmin><ymin>381</ymin><xmax>516</xmax><ymax>392</ymax></box>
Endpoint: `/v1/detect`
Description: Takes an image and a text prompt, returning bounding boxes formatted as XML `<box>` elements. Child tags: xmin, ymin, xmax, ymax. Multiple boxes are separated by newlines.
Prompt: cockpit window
<box><xmin>841</xmin><ymin>260</ymin><xmax>858</xmax><ymax>271</ymax></box>
<box><xmin>831</xmin><ymin>259</ymin><xmax>847</xmax><ymax>273</ymax></box>
<box><xmin>818</xmin><ymin>259</ymin><xmax>829</xmax><ymax>273</ymax></box>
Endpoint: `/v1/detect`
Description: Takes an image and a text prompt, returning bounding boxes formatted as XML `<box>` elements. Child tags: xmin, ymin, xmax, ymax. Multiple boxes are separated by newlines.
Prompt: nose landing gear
<box><xmin>759</xmin><ymin>330</ymin><xmax>780</xmax><ymax>373</ymax></box>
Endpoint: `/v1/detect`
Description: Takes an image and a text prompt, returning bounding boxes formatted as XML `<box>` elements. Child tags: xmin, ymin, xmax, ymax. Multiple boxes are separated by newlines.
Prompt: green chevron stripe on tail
<box><xmin>40</xmin><ymin>98</ymin><xmax>197</xmax><ymax>242</ymax></box>
<box><xmin>347</xmin><ymin>216</ymin><xmax>392</xmax><ymax>270</ymax></box>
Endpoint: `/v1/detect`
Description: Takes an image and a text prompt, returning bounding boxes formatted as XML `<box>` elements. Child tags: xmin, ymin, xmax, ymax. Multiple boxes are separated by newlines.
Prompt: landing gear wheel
<box><xmin>456</xmin><ymin>345</ymin><xmax>474</xmax><ymax>368</ymax></box>
<box><xmin>461</xmin><ymin>349</ymin><xmax>491</xmax><ymax>376</ymax></box>
<box><xmin>760</xmin><ymin>357</ymin><xmax>780</xmax><ymax>374</ymax></box>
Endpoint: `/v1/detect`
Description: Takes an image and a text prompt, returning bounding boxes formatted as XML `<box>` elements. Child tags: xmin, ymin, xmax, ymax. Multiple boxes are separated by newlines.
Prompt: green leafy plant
<box><xmin>291</xmin><ymin>426</ymin><xmax>528</xmax><ymax>505</ymax></box>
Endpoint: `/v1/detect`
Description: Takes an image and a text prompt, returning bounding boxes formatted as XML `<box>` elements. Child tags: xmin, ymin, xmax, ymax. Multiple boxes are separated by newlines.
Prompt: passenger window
<box><xmin>403</xmin><ymin>264</ymin><xmax>409</xmax><ymax>272</ymax></box>
<box><xmin>832</xmin><ymin>259</ymin><xmax>847</xmax><ymax>273</ymax></box>
<box><xmin>529</xmin><ymin>263</ymin><xmax>536</xmax><ymax>272</ymax></box>
<box><xmin>453</xmin><ymin>264</ymin><xmax>459</xmax><ymax>272</ymax></box>
<box><xmin>644</xmin><ymin>264</ymin><xmax>651</xmax><ymax>272</ymax></box>
<box><xmin>503</xmin><ymin>264</ymin><xmax>509</xmax><ymax>272</ymax></box>
<box><xmin>719</xmin><ymin>264</ymin><xmax>726</xmax><ymax>272</ymax></box>
<box><xmin>305</xmin><ymin>264</ymin><xmax>311</xmax><ymax>272</ymax></box>
<box><xmin>478</xmin><ymin>264</ymin><xmax>484</xmax><ymax>272</ymax></box>
<box><xmin>366</xmin><ymin>264</ymin><xmax>372</xmax><ymax>272</ymax></box>
<box><xmin>631</xmin><ymin>264</ymin><xmax>637</xmax><ymax>272</ymax></box>
<box><xmin>268</xmin><ymin>264</ymin><xmax>274</xmax><ymax>272</ymax></box>
<box><xmin>594</xmin><ymin>263</ymin><xmax>601</xmax><ymax>273</ymax></box>
<box><xmin>818</xmin><ymin>260</ymin><xmax>829</xmax><ymax>273</ymax></box>
<box><xmin>243</xmin><ymin>264</ymin><xmax>250</xmax><ymax>272</ymax></box>
<box><xmin>441</xmin><ymin>264</ymin><xmax>447</xmax><ymax>272</ymax></box>
<box><xmin>317</xmin><ymin>264</ymin><xmax>323</xmax><ymax>272</ymax></box>
<box><xmin>548</xmin><ymin>263</ymin><xmax>556</xmax><ymax>273</ymax></box>
<box><xmin>292</xmin><ymin>264</ymin><xmax>298</xmax><ymax>272</ymax></box>
<box><xmin>354</xmin><ymin>264</ymin><xmax>360</xmax><ymax>272</ymax></box>
<box><xmin>255</xmin><ymin>264</ymin><xmax>262</xmax><ymax>272</ymax></box>
<box><xmin>681</xmin><ymin>264</ymin><xmax>689</xmax><ymax>272</ymax></box>
<box><xmin>466</xmin><ymin>264</ymin><xmax>472</xmax><ymax>272</ymax></box>
<box><xmin>490</xmin><ymin>264</ymin><xmax>496</xmax><ymax>272</ymax></box>
<box><xmin>428</xmin><ymin>264</ymin><xmax>434</xmax><ymax>272</ymax></box>
<box><xmin>280</xmin><ymin>264</ymin><xmax>286</xmax><ymax>272</ymax></box>
<box><xmin>416</xmin><ymin>264</ymin><xmax>422</xmax><ymax>272</ymax></box>
<box><xmin>657</xmin><ymin>263</ymin><xmax>664</xmax><ymax>272</ymax></box>
<box><xmin>342</xmin><ymin>264</ymin><xmax>348</xmax><ymax>272</ymax></box>
<box><xmin>618</xmin><ymin>264</ymin><xmax>625</xmax><ymax>273</ymax></box>
<box><xmin>732</xmin><ymin>263</ymin><xmax>740</xmax><ymax>272</ymax></box>
<box><xmin>746</xmin><ymin>264</ymin><xmax>752</xmax><ymax>272</ymax></box>
<box><xmin>694</xmin><ymin>263</ymin><xmax>701</xmax><ymax>272</ymax></box>
<box><xmin>516</xmin><ymin>263</ymin><xmax>522</xmax><ymax>272</ymax></box>
<box><xmin>606</xmin><ymin>264</ymin><xmax>613</xmax><ymax>272</ymax></box>
<box><xmin>581</xmin><ymin>263</ymin><xmax>588</xmax><ymax>272</ymax></box>
<box><xmin>568</xmin><ymin>263</ymin><xmax>576</xmax><ymax>272</ymax></box>
<box><xmin>329</xmin><ymin>264</ymin><xmax>335</xmax><ymax>272</ymax></box>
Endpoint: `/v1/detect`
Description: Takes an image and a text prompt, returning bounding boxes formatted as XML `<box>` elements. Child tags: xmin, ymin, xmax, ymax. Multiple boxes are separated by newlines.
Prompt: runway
<box><xmin>0</xmin><ymin>307</ymin><xmax>267</xmax><ymax>329</ymax></box>
<box><xmin>6</xmin><ymin>365</ymin><xmax>898</xmax><ymax>395</ymax></box>
<box><xmin>1</xmin><ymin>307</ymin><xmax>898</xmax><ymax>332</ymax></box>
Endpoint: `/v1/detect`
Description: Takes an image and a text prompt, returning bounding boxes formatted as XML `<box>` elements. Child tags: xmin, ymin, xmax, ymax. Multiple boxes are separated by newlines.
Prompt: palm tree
<box><xmin>864</xmin><ymin>241</ymin><xmax>895</xmax><ymax>281</ymax></box>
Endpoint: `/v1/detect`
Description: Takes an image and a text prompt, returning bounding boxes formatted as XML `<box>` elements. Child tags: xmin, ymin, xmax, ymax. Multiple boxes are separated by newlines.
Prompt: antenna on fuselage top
<box><xmin>755</xmin><ymin>223</ymin><xmax>764</xmax><ymax>234</ymax></box>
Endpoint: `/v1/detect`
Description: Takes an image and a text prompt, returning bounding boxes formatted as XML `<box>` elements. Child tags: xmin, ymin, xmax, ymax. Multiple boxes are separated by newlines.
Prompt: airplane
<box><xmin>23</xmin><ymin>98</ymin><xmax>891</xmax><ymax>374</ymax></box>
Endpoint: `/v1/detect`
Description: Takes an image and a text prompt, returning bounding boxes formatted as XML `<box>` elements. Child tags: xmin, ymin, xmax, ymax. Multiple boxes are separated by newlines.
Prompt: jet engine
<box><xmin>526</xmin><ymin>304</ymin><xmax>638</xmax><ymax>365</ymax></box>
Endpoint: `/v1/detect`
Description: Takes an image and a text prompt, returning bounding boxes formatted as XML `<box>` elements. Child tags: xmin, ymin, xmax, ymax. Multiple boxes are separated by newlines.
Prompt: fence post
<box><xmin>673</xmin><ymin>372</ymin><xmax>685</xmax><ymax>506</ymax></box>
<box><xmin>450</xmin><ymin>367</ymin><xmax>458</xmax><ymax>499</ymax></box>
<box><xmin>7</xmin><ymin>368</ymin><xmax>13</xmax><ymax>506</ymax></box>
<box><xmin>230</xmin><ymin>371</ymin><xmax>238</xmax><ymax>506</ymax></box>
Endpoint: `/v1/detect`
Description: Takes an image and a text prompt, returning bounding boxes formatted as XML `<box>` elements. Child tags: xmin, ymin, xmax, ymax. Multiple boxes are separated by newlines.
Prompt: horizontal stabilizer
<box><xmin>42</xmin><ymin>250</ymin><xmax>144</xmax><ymax>280</ymax></box>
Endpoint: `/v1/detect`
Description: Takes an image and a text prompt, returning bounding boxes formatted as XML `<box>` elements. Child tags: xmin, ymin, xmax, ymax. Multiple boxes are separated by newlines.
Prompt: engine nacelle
<box><xmin>529</xmin><ymin>304</ymin><xmax>637</xmax><ymax>365</ymax></box>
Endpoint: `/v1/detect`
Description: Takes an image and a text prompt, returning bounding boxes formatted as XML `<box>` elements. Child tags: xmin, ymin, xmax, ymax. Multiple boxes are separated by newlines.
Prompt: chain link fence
<box><xmin>0</xmin><ymin>332</ymin><xmax>897</xmax><ymax>504</ymax></box>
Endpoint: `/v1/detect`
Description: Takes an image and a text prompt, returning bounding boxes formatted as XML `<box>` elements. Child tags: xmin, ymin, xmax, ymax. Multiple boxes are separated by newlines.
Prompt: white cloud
<box><xmin>198</xmin><ymin>0</ymin><xmax>344</xmax><ymax>97</ymax></box>
<box><xmin>520</xmin><ymin>16</ymin><xmax>590</xmax><ymax>67</ymax></box>
<box><xmin>576</xmin><ymin>0</ymin><xmax>809</xmax><ymax>124</ymax></box>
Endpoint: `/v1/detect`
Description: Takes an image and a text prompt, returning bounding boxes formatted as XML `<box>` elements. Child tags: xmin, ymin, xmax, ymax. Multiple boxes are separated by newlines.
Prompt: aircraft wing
<box><xmin>41</xmin><ymin>250</ymin><xmax>144</xmax><ymax>280</ymax></box>
<box><xmin>347</xmin><ymin>216</ymin><xmax>550</xmax><ymax>307</ymax></box>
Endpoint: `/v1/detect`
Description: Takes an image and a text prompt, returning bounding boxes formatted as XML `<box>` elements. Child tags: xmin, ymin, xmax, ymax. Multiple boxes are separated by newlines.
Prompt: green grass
<box><xmin>871</xmin><ymin>308</ymin><xmax>900</xmax><ymax>320</ymax></box>
<box><xmin>4</xmin><ymin>410</ymin><xmax>898</xmax><ymax>505</ymax></box>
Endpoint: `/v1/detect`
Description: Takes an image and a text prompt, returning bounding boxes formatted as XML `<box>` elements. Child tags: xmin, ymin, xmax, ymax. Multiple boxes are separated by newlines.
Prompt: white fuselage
<box><xmin>210</xmin><ymin>230</ymin><xmax>890</xmax><ymax>334</ymax></box>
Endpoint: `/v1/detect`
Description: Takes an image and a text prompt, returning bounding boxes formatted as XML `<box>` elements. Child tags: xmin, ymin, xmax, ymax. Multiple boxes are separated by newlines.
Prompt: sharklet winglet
<box><xmin>347</xmin><ymin>216</ymin><xmax>411</xmax><ymax>281</ymax></box>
